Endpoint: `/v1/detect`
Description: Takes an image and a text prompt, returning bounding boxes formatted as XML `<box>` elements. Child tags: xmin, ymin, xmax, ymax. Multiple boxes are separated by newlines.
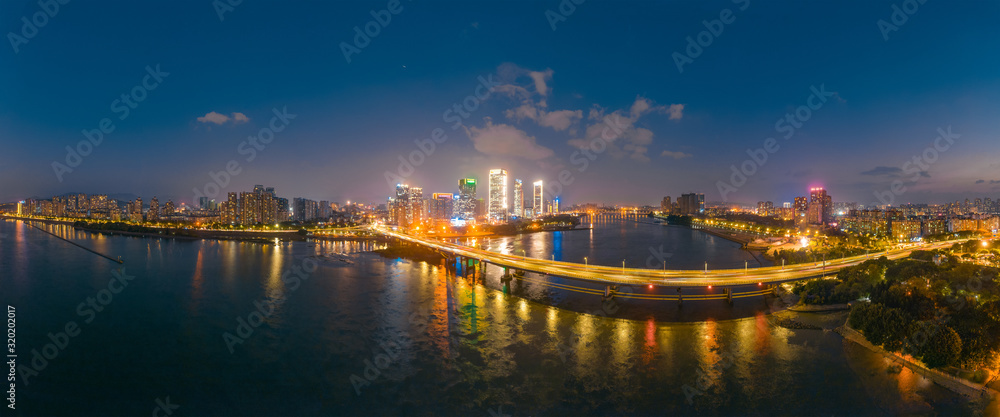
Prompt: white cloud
<box><xmin>197</xmin><ymin>111</ymin><xmax>230</xmax><ymax>125</ymax></box>
<box><xmin>537</xmin><ymin>109</ymin><xmax>582</xmax><ymax>131</ymax></box>
<box><xmin>196</xmin><ymin>111</ymin><xmax>251</xmax><ymax>125</ymax></box>
<box><xmin>466</xmin><ymin>119</ymin><xmax>554</xmax><ymax>160</ymax></box>
<box><xmin>661</xmin><ymin>150</ymin><xmax>693</xmax><ymax>159</ymax></box>
<box><xmin>667</xmin><ymin>104</ymin><xmax>684</xmax><ymax>120</ymax></box>
<box><xmin>528</xmin><ymin>69</ymin><xmax>553</xmax><ymax>106</ymax></box>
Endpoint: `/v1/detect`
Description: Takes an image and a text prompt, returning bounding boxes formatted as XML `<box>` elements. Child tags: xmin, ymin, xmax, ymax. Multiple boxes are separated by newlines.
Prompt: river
<box><xmin>0</xmin><ymin>218</ymin><xmax>981</xmax><ymax>416</ymax></box>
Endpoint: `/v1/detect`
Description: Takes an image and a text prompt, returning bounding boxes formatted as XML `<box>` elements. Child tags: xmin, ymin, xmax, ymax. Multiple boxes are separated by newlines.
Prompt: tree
<box><xmin>920</xmin><ymin>326</ymin><xmax>962</xmax><ymax>368</ymax></box>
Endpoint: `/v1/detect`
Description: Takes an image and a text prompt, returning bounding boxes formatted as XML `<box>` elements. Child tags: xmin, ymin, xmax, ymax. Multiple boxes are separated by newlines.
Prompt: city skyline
<box><xmin>3</xmin><ymin>1</ymin><xmax>1000</xmax><ymax>205</ymax></box>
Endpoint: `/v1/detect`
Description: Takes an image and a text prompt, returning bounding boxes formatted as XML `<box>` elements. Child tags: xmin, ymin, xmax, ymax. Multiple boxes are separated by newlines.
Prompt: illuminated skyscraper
<box><xmin>808</xmin><ymin>187</ymin><xmax>832</xmax><ymax>225</ymax></box>
<box><xmin>532</xmin><ymin>180</ymin><xmax>544</xmax><ymax>218</ymax></box>
<box><xmin>457</xmin><ymin>178</ymin><xmax>477</xmax><ymax>220</ymax></box>
<box><xmin>488</xmin><ymin>169</ymin><xmax>508</xmax><ymax>223</ymax></box>
<box><xmin>513</xmin><ymin>179</ymin><xmax>524</xmax><ymax>218</ymax></box>
<box><xmin>430</xmin><ymin>193</ymin><xmax>454</xmax><ymax>220</ymax></box>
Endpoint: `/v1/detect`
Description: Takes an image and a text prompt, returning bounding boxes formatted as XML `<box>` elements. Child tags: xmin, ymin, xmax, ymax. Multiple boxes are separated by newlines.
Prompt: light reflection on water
<box><xmin>0</xmin><ymin>219</ymin><xmax>982</xmax><ymax>416</ymax></box>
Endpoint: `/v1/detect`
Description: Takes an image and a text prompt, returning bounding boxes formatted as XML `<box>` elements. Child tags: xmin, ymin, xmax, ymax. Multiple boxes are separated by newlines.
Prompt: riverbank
<box><xmin>1</xmin><ymin>215</ymin><xmax>75</xmax><ymax>225</ymax></box>
<box><xmin>788</xmin><ymin>303</ymin><xmax>851</xmax><ymax>312</ymax></box>
<box><xmin>3</xmin><ymin>216</ymin><xmax>377</xmax><ymax>244</ymax></box>
<box><xmin>692</xmin><ymin>225</ymin><xmax>753</xmax><ymax>245</ymax></box>
<box><xmin>837</xmin><ymin>321</ymin><xmax>998</xmax><ymax>406</ymax></box>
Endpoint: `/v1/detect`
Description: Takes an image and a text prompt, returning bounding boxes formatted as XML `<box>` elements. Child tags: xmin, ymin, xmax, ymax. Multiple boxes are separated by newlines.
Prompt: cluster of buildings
<box><xmin>839</xmin><ymin>209</ymin><xmax>999</xmax><ymax>240</ymax></box>
<box><xmin>659</xmin><ymin>193</ymin><xmax>706</xmax><ymax>215</ymax></box>
<box><xmin>386</xmin><ymin>169</ymin><xmax>558</xmax><ymax>228</ymax></box>
<box><xmin>6</xmin><ymin>185</ymin><xmax>364</xmax><ymax>227</ymax></box>
<box><xmin>736</xmin><ymin>186</ymin><xmax>999</xmax><ymax>241</ymax></box>
<box><xmin>14</xmin><ymin>194</ymin><xmax>116</xmax><ymax>219</ymax></box>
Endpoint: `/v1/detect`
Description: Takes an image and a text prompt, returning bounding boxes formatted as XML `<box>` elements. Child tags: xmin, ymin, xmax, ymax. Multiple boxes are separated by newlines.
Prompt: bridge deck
<box><xmin>373</xmin><ymin>227</ymin><xmax>958</xmax><ymax>287</ymax></box>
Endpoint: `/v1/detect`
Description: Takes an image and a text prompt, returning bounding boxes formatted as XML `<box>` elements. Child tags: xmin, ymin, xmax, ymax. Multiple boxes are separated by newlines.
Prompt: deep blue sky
<box><xmin>2</xmin><ymin>0</ymin><xmax>999</xmax><ymax>207</ymax></box>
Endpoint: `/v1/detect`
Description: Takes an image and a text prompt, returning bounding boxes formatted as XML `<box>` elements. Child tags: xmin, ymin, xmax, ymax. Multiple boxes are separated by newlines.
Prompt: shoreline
<box><xmin>3</xmin><ymin>216</ymin><xmax>374</xmax><ymax>244</ymax></box>
<box><xmin>837</xmin><ymin>321</ymin><xmax>998</xmax><ymax>405</ymax></box>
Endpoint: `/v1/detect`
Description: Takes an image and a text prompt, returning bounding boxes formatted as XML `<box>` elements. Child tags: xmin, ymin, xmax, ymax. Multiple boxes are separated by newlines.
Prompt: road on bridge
<box><xmin>373</xmin><ymin>226</ymin><xmax>962</xmax><ymax>288</ymax></box>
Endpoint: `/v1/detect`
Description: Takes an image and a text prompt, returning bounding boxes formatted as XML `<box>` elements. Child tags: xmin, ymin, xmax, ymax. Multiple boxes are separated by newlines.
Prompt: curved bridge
<box><xmin>372</xmin><ymin>226</ymin><xmax>959</xmax><ymax>288</ymax></box>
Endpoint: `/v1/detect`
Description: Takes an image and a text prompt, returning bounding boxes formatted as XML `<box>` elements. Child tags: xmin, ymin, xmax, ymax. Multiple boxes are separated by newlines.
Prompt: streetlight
<box><xmin>745</xmin><ymin>260</ymin><xmax>748</xmax><ymax>275</ymax></box>
<box><xmin>704</xmin><ymin>261</ymin><xmax>708</xmax><ymax>274</ymax></box>
<box><xmin>584</xmin><ymin>257</ymin><xmax>588</xmax><ymax>269</ymax></box>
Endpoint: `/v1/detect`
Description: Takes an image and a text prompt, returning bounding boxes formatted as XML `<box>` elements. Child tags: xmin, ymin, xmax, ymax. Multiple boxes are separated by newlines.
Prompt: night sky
<box><xmin>2</xmin><ymin>0</ymin><xmax>999</xmax><ymax>206</ymax></box>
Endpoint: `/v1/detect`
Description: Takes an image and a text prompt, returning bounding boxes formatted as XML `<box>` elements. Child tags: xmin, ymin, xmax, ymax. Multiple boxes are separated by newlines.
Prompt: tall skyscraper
<box><xmin>388</xmin><ymin>184</ymin><xmax>424</xmax><ymax>227</ymax></box>
<box><xmin>457</xmin><ymin>178</ymin><xmax>477</xmax><ymax>220</ymax></box>
<box><xmin>808</xmin><ymin>187</ymin><xmax>832</xmax><ymax>225</ymax></box>
<box><xmin>532</xmin><ymin>180</ymin><xmax>544</xmax><ymax>218</ymax></box>
<box><xmin>513</xmin><ymin>179</ymin><xmax>524</xmax><ymax>218</ymax></box>
<box><xmin>661</xmin><ymin>196</ymin><xmax>672</xmax><ymax>214</ymax></box>
<box><xmin>410</xmin><ymin>187</ymin><xmax>424</xmax><ymax>226</ymax></box>
<box><xmin>488</xmin><ymin>169</ymin><xmax>508</xmax><ymax>223</ymax></box>
<box><xmin>430</xmin><ymin>193</ymin><xmax>454</xmax><ymax>220</ymax></box>
<box><xmin>149</xmin><ymin>197</ymin><xmax>160</xmax><ymax>221</ymax></box>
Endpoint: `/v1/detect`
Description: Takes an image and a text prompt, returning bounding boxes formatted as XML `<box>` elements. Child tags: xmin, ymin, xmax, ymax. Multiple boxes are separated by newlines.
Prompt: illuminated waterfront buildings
<box><xmin>488</xmin><ymin>169</ymin><xmax>508</xmax><ymax>223</ymax></box>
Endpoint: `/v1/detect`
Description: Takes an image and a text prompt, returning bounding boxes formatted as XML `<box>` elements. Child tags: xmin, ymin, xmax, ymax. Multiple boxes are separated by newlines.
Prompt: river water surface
<box><xmin>0</xmin><ymin>218</ymin><xmax>983</xmax><ymax>416</ymax></box>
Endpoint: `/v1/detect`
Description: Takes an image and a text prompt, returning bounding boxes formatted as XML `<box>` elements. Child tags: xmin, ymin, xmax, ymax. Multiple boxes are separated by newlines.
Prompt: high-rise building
<box><xmin>388</xmin><ymin>184</ymin><xmax>424</xmax><ymax>227</ymax></box>
<box><xmin>661</xmin><ymin>196</ymin><xmax>672</xmax><ymax>214</ymax></box>
<box><xmin>410</xmin><ymin>187</ymin><xmax>424</xmax><ymax>226</ymax></box>
<box><xmin>532</xmin><ymin>180</ymin><xmax>544</xmax><ymax>218</ymax></box>
<box><xmin>293</xmin><ymin>197</ymin><xmax>319</xmax><ymax>222</ymax></box>
<box><xmin>488</xmin><ymin>169</ymin><xmax>508</xmax><ymax>223</ymax></box>
<box><xmin>275</xmin><ymin>198</ymin><xmax>290</xmax><ymax>222</ymax></box>
<box><xmin>456</xmin><ymin>178</ymin><xmax>477</xmax><ymax>220</ymax></box>
<box><xmin>513</xmin><ymin>179</ymin><xmax>524</xmax><ymax>218</ymax></box>
<box><xmin>430</xmin><ymin>193</ymin><xmax>454</xmax><ymax>220</ymax></box>
<box><xmin>808</xmin><ymin>187</ymin><xmax>832</xmax><ymax>225</ymax></box>
<box><xmin>756</xmin><ymin>201</ymin><xmax>773</xmax><ymax>216</ymax></box>
<box><xmin>678</xmin><ymin>193</ymin><xmax>704</xmax><ymax>215</ymax></box>
<box><xmin>552</xmin><ymin>197</ymin><xmax>559</xmax><ymax>214</ymax></box>
<box><xmin>149</xmin><ymin>197</ymin><xmax>160</xmax><ymax>222</ymax></box>
<box><xmin>132</xmin><ymin>197</ymin><xmax>143</xmax><ymax>222</ymax></box>
<box><xmin>794</xmin><ymin>196</ymin><xmax>808</xmax><ymax>214</ymax></box>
